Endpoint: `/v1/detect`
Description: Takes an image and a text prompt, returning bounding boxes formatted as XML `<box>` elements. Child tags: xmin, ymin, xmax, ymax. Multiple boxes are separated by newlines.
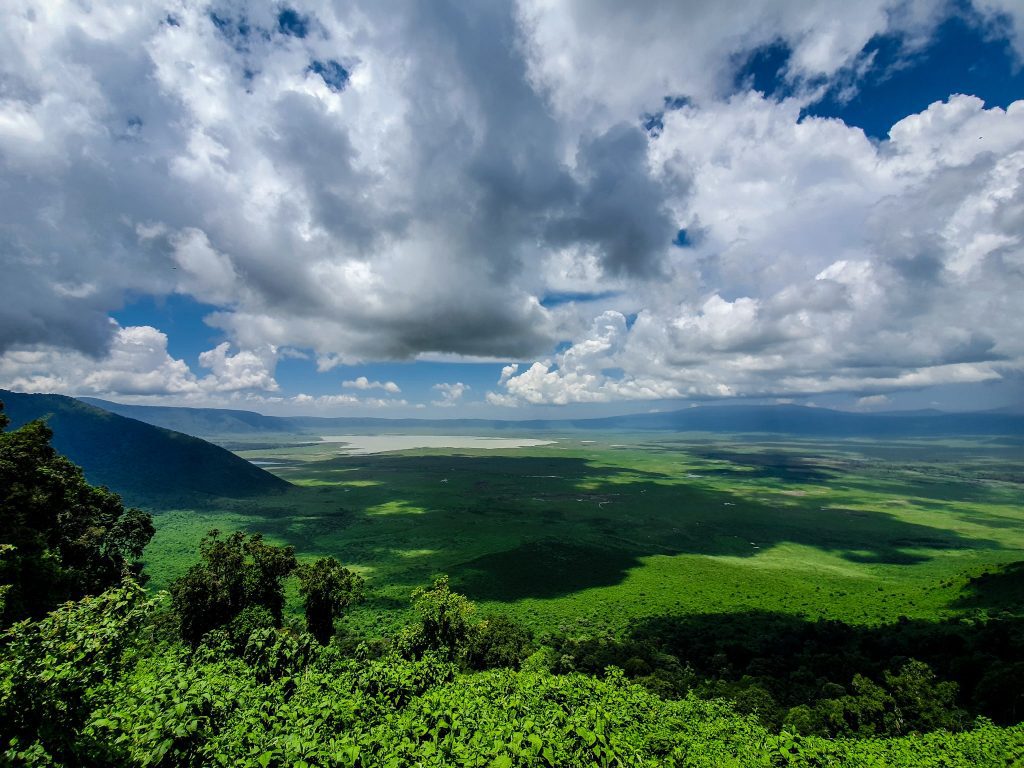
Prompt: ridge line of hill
<box><xmin>77</xmin><ymin>396</ymin><xmax>1024</xmax><ymax>438</ymax></box>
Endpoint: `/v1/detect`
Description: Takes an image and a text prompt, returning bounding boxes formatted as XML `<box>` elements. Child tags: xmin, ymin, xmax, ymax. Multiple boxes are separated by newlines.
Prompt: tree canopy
<box><xmin>170</xmin><ymin>529</ymin><xmax>298</xmax><ymax>647</ymax></box>
<box><xmin>0</xmin><ymin>401</ymin><xmax>154</xmax><ymax>623</ymax></box>
<box><xmin>296</xmin><ymin>556</ymin><xmax>364</xmax><ymax>645</ymax></box>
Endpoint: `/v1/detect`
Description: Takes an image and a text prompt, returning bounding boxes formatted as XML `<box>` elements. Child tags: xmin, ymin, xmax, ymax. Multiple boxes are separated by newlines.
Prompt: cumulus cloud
<box><xmin>167</xmin><ymin>227</ymin><xmax>242</xmax><ymax>306</ymax></box>
<box><xmin>0</xmin><ymin>325</ymin><xmax>200</xmax><ymax>397</ymax></box>
<box><xmin>342</xmin><ymin>376</ymin><xmax>401</xmax><ymax>394</ymax></box>
<box><xmin>516</xmin><ymin>0</ymin><xmax>952</xmax><ymax>125</ymax></box>
<box><xmin>546</xmin><ymin>123</ymin><xmax>676</xmax><ymax>276</ymax></box>
<box><xmin>432</xmin><ymin>382</ymin><xmax>469</xmax><ymax>407</ymax></box>
<box><xmin>491</xmin><ymin>94</ymin><xmax>1024</xmax><ymax>405</ymax></box>
<box><xmin>0</xmin><ymin>325</ymin><xmax>278</xmax><ymax>398</ymax></box>
<box><xmin>0</xmin><ymin>0</ymin><xmax>564</xmax><ymax>362</ymax></box>
<box><xmin>292</xmin><ymin>392</ymin><xmax>408</xmax><ymax>408</ymax></box>
<box><xmin>198</xmin><ymin>342</ymin><xmax>279</xmax><ymax>392</ymax></box>
<box><xmin>0</xmin><ymin>1</ymin><xmax>1021</xmax><ymax>409</ymax></box>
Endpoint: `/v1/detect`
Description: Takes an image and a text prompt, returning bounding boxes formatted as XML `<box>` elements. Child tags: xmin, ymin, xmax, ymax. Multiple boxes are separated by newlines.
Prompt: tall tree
<box><xmin>170</xmin><ymin>529</ymin><xmax>297</xmax><ymax>646</ymax></box>
<box><xmin>296</xmin><ymin>557</ymin><xmax>363</xmax><ymax>645</ymax></box>
<box><xmin>402</xmin><ymin>575</ymin><xmax>477</xmax><ymax>659</ymax></box>
<box><xmin>0</xmin><ymin>402</ymin><xmax>155</xmax><ymax>623</ymax></box>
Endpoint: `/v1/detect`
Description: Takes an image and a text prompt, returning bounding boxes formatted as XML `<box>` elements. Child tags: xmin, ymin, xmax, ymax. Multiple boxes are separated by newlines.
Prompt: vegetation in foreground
<box><xmin>2</xmin><ymin>403</ymin><xmax>1024</xmax><ymax>766</ymax></box>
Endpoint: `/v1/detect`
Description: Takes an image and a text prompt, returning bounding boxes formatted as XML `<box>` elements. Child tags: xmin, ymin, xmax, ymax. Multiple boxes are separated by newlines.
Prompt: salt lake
<box><xmin>318</xmin><ymin>435</ymin><xmax>556</xmax><ymax>455</ymax></box>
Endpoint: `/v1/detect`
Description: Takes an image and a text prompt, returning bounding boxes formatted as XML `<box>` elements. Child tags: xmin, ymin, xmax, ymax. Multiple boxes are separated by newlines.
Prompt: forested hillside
<box><xmin>0</xmin><ymin>390</ymin><xmax>289</xmax><ymax>504</ymax></box>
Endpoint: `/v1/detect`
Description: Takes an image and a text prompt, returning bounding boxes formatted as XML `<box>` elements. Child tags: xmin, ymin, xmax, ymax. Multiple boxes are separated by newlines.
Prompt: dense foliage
<box><xmin>0</xmin><ymin>582</ymin><xmax>152</xmax><ymax>765</ymax></box>
<box><xmin>170</xmin><ymin>532</ymin><xmax>365</xmax><ymax>650</ymax></box>
<box><xmin>170</xmin><ymin>530</ymin><xmax>298</xmax><ymax>647</ymax></box>
<box><xmin>543</xmin><ymin>610</ymin><xmax>1024</xmax><ymax>735</ymax></box>
<box><xmin>0</xmin><ymin>403</ymin><xmax>154</xmax><ymax>622</ymax></box>
<box><xmin>2</xmin><ymin>582</ymin><xmax>1022</xmax><ymax>767</ymax></box>
<box><xmin>297</xmin><ymin>557</ymin><xmax>364</xmax><ymax>646</ymax></box>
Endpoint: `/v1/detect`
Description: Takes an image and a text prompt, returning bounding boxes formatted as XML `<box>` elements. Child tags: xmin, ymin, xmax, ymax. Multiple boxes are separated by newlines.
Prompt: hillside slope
<box><xmin>1</xmin><ymin>390</ymin><xmax>289</xmax><ymax>505</ymax></box>
<box><xmin>80</xmin><ymin>397</ymin><xmax>291</xmax><ymax>435</ymax></box>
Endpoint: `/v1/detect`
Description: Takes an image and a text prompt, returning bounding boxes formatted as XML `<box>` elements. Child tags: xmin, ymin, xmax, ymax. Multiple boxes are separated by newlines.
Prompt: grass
<box><xmin>139</xmin><ymin>432</ymin><xmax>1024</xmax><ymax>635</ymax></box>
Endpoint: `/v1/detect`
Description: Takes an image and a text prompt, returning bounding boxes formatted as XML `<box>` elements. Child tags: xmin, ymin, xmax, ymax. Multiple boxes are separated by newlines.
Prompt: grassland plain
<box><xmin>141</xmin><ymin>432</ymin><xmax>1024</xmax><ymax>637</ymax></box>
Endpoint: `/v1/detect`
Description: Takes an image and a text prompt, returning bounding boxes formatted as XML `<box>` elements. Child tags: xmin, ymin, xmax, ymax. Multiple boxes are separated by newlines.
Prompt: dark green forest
<box><xmin>2</xmin><ymin>403</ymin><xmax>1023</xmax><ymax>766</ymax></box>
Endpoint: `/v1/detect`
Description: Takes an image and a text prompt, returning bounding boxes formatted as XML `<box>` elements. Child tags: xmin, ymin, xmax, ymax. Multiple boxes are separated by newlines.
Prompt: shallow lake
<box><xmin>317</xmin><ymin>435</ymin><xmax>556</xmax><ymax>454</ymax></box>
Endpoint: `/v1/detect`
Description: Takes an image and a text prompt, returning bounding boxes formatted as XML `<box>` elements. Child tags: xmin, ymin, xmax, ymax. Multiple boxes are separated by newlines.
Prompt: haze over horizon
<box><xmin>2</xmin><ymin>0</ymin><xmax>1023</xmax><ymax>417</ymax></box>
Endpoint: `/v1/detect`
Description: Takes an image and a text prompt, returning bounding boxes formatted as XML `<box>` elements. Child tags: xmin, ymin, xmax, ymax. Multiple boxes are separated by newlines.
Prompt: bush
<box><xmin>399</xmin><ymin>576</ymin><xmax>476</xmax><ymax>660</ymax></box>
<box><xmin>0</xmin><ymin>582</ymin><xmax>154</xmax><ymax>765</ymax></box>
<box><xmin>466</xmin><ymin>613</ymin><xmax>534</xmax><ymax>670</ymax></box>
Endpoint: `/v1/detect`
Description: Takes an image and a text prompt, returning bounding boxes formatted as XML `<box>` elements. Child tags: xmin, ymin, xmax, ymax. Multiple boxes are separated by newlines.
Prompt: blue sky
<box><xmin>1</xmin><ymin>1</ymin><xmax>1022</xmax><ymax>416</ymax></box>
<box><xmin>808</xmin><ymin>12</ymin><xmax>1024</xmax><ymax>138</ymax></box>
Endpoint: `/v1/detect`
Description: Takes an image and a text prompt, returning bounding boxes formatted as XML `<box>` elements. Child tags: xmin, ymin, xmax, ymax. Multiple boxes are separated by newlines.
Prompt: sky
<box><xmin>1</xmin><ymin>0</ymin><xmax>1023</xmax><ymax>418</ymax></box>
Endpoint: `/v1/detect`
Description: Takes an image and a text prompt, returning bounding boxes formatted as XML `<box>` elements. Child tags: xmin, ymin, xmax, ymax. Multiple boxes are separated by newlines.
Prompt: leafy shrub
<box><xmin>466</xmin><ymin>613</ymin><xmax>534</xmax><ymax>670</ymax></box>
<box><xmin>400</xmin><ymin>576</ymin><xmax>476</xmax><ymax>661</ymax></box>
<box><xmin>0</xmin><ymin>581</ymin><xmax>154</xmax><ymax>765</ymax></box>
<box><xmin>228</xmin><ymin>605</ymin><xmax>276</xmax><ymax>652</ymax></box>
<box><xmin>243</xmin><ymin>627</ymin><xmax>317</xmax><ymax>684</ymax></box>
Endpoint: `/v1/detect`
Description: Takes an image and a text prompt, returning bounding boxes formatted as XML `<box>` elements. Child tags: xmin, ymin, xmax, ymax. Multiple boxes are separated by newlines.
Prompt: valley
<box><xmin>142</xmin><ymin>431</ymin><xmax>1024</xmax><ymax>635</ymax></box>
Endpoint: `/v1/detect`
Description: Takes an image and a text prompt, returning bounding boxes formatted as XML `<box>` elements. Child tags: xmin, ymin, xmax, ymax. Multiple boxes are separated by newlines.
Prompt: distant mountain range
<box><xmin>79</xmin><ymin>397</ymin><xmax>1024</xmax><ymax>438</ymax></box>
<box><xmin>1</xmin><ymin>390</ymin><xmax>290</xmax><ymax>505</ymax></box>
<box><xmin>79</xmin><ymin>399</ymin><xmax>296</xmax><ymax>435</ymax></box>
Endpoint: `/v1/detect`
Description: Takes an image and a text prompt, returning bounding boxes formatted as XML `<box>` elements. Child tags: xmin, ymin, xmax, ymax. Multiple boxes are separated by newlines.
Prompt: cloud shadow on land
<box><xmin>452</xmin><ymin>539</ymin><xmax>642</xmax><ymax>602</ymax></box>
<box><xmin>224</xmin><ymin>452</ymin><xmax>1005</xmax><ymax>603</ymax></box>
<box><xmin>688</xmin><ymin>449</ymin><xmax>837</xmax><ymax>483</ymax></box>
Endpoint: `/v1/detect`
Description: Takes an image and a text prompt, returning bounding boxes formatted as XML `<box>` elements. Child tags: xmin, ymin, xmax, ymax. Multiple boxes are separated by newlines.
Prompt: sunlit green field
<box><xmin>142</xmin><ymin>432</ymin><xmax>1024</xmax><ymax>635</ymax></box>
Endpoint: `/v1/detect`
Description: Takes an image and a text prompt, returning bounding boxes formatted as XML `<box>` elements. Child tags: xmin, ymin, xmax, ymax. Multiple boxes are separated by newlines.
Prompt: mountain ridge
<box><xmin>78</xmin><ymin>396</ymin><xmax>1024</xmax><ymax>438</ymax></box>
<box><xmin>1</xmin><ymin>390</ymin><xmax>290</xmax><ymax>505</ymax></box>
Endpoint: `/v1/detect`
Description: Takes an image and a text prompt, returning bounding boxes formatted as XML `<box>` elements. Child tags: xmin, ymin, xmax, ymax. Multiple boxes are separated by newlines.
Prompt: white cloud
<box><xmin>491</xmin><ymin>94</ymin><xmax>1024</xmax><ymax>405</ymax></box>
<box><xmin>0</xmin><ymin>1</ymin><xmax>1021</xmax><ymax>410</ymax></box>
<box><xmin>168</xmin><ymin>228</ymin><xmax>242</xmax><ymax>306</ymax></box>
<box><xmin>432</xmin><ymin>381</ymin><xmax>469</xmax><ymax>407</ymax></box>
<box><xmin>292</xmin><ymin>392</ymin><xmax>408</xmax><ymax>408</ymax></box>
<box><xmin>498</xmin><ymin>364</ymin><xmax>519</xmax><ymax>385</ymax></box>
<box><xmin>515</xmin><ymin>0</ymin><xmax>950</xmax><ymax>126</ymax></box>
<box><xmin>0</xmin><ymin>325</ymin><xmax>198</xmax><ymax>396</ymax></box>
<box><xmin>198</xmin><ymin>342</ymin><xmax>279</xmax><ymax>392</ymax></box>
<box><xmin>0</xmin><ymin>325</ymin><xmax>279</xmax><ymax>397</ymax></box>
<box><xmin>342</xmin><ymin>375</ymin><xmax>401</xmax><ymax>394</ymax></box>
<box><xmin>973</xmin><ymin>0</ymin><xmax>1024</xmax><ymax>59</ymax></box>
